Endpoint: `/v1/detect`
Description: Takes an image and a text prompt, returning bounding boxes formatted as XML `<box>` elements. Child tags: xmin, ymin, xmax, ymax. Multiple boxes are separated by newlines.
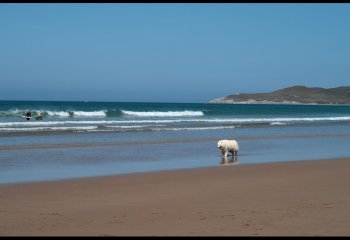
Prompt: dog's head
<box><xmin>217</xmin><ymin>140</ymin><xmax>224</xmax><ymax>149</ymax></box>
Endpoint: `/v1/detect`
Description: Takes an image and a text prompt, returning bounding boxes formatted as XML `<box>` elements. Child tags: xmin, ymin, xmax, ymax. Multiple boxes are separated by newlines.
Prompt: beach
<box><xmin>1</xmin><ymin>157</ymin><xmax>350</xmax><ymax>236</ymax></box>
<box><xmin>1</xmin><ymin>101</ymin><xmax>350</xmax><ymax>236</ymax></box>
<box><xmin>2</xmin><ymin>2</ymin><xmax>350</xmax><ymax>236</ymax></box>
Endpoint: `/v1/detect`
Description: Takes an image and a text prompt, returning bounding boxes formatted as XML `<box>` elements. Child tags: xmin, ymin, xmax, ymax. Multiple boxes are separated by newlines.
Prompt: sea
<box><xmin>1</xmin><ymin>100</ymin><xmax>350</xmax><ymax>184</ymax></box>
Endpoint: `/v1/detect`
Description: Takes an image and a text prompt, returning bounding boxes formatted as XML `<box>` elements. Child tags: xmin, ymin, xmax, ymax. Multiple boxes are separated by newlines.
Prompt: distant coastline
<box><xmin>209</xmin><ymin>98</ymin><xmax>350</xmax><ymax>106</ymax></box>
<box><xmin>209</xmin><ymin>85</ymin><xmax>350</xmax><ymax>105</ymax></box>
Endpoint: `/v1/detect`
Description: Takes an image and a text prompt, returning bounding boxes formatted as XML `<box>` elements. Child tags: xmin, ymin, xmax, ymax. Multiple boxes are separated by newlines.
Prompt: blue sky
<box><xmin>1</xmin><ymin>3</ymin><xmax>350</xmax><ymax>103</ymax></box>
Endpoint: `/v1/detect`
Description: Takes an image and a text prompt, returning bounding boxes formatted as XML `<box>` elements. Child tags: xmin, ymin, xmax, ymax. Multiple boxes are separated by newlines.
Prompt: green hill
<box><xmin>209</xmin><ymin>85</ymin><xmax>350</xmax><ymax>105</ymax></box>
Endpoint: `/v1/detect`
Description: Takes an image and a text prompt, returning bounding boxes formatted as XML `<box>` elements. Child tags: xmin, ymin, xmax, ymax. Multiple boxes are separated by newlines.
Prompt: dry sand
<box><xmin>1</xmin><ymin>157</ymin><xmax>350</xmax><ymax>236</ymax></box>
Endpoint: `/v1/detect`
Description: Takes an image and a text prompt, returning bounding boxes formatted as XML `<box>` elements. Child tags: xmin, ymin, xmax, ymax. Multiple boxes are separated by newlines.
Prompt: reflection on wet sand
<box><xmin>219</xmin><ymin>155</ymin><xmax>239</xmax><ymax>166</ymax></box>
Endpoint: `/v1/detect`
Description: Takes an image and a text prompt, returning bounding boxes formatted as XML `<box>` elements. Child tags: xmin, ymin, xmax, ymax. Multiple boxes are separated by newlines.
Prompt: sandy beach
<box><xmin>1</xmin><ymin>157</ymin><xmax>350</xmax><ymax>236</ymax></box>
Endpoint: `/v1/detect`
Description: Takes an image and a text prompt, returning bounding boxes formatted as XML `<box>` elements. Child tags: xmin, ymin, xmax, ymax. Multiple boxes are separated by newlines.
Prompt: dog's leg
<box><xmin>224</xmin><ymin>146</ymin><xmax>229</xmax><ymax>157</ymax></box>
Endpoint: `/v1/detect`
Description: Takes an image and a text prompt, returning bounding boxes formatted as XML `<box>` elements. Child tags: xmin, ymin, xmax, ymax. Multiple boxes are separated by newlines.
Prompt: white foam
<box><xmin>121</xmin><ymin>110</ymin><xmax>204</xmax><ymax>117</ymax></box>
<box><xmin>0</xmin><ymin>121</ymin><xmax>66</xmax><ymax>127</ymax></box>
<box><xmin>0</xmin><ymin>126</ymin><xmax>98</xmax><ymax>132</ymax></box>
<box><xmin>151</xmin><ymin>126</ymin><xmax>236</xmax><ymax>131</ymax></box>
<box><xmin>228</xmin><ymin>116</ymin><xmax>350</xmax><ymax>123</ymax></box>
<box><xmin>1</xmin><ymin>116</ymin><xmax>350</xmax><ymax>128</ymax></box>
<box><xmin>270</xmin><ymin>122</ymin><xmax>288</xmax><ymax>125</ymax></box>
<box><xmin>46</xmin><ymin>111</ymin><xmax>70</xmax><ymax>117</ymax></box>
<box><xmin>105</xmin><ymin>125</ymin><xmax>162</xmax><ymax>129</ymax></box>
<box><xmin>0</xmin><ymin>109</ymin><xmax>23</xmax><ymax>116</ymax></box>
<box><xmin>72</xmin><ymin>111</ymin><xmax>106</xmax><ymax>117</ymax></box>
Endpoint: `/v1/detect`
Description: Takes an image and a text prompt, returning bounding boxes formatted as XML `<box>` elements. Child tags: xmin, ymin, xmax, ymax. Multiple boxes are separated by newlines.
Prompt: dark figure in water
<box><xmin>25</xmin><ymin>109</ymin><xmax>32</xmax><ymax>120</ymax></box>
<box><xmin>35</xmin><ymin>112</ymin><xmax>44</xmax><ymax>120</ymax></box>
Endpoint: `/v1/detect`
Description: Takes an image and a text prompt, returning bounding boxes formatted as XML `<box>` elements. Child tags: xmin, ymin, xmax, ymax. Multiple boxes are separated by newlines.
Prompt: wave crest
<box><xmin>72</xmin><ymin>111</ymin><xmax>107</xmax><ymax>117</ymax></box>
<box><xmin>121</xmin><ymin>110</ymin><xmax>204</xmax><ymax>117</ymax></box>
<box><xmin>46</xmin><ymin>111</ymin><xmax>70</xmax><ymax>117</ymax></box>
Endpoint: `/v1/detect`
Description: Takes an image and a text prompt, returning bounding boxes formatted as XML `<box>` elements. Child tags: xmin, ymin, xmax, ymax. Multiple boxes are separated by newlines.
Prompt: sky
<box><xmin>0</xmin><ymin>3</ymin><xmax>350</xmax><ymax>103</ymax></box>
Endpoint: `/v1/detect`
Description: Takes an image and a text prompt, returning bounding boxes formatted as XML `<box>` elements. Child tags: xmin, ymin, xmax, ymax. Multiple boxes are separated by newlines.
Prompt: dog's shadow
<box><xmin>219</xmin><ymin>155</ymin><xmax>239</xmax><ymax>166</ymax></box>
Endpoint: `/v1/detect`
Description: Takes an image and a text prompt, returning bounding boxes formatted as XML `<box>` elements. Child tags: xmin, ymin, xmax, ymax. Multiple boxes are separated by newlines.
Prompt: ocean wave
<box><xmin>45</xmin><ymin>110</ymin><xmax>108</xmax><ymax>118</ymax></box>
<box><xmin>151</xmin><ymin>126</ymin><xmax>237</xmax><ymax>131</ymax></box>
<box><xmin>270</xmin><ymin>122</ymin><xmax>288</xmax><ymax>125</ymax></box>
<box><xmin>0</xmin><ymin>125</ymin><xmax>236</xmax><ymax>133</ymax></box>
<box><xmin>0</xmin><ymin>126</ymin><xmax>98</xmax><ymax>132</ymax></box>
<box><xmin>1</xmin><ymin>115</ymin><xmax>349</xmax><ymax>133</ymax></box>
<box><xmin>121</xmin><ymin>110</ymin><xmax>204</xmax><ymax>117</ymax></box>
<box><xmin>0</xmin><ymin>109</ymin><xmax>108</xmax><ymax>118</ymax></box>
<box><xmin>46</xmin><ymin>111</ymin><xmax>70</xmax><ymax>117</ymax></box>
<box><xmin>1</xmin><ymin>116</ymin><xmax>350</xmax><ymax>128</ymax></box>
<box><xmin>0</xmin><ymin>109</ymin><xmax>23</xmax><ymax>117</ymax></box>
<box><xmin>0</xmin><ymin>120</ymin><xmax>180</xmax><ymax>127</ymax></box>
<box><xmin>104</xmin><ymin>125</ymin><xmax>164</xmax><ymax>129</ymax></box>
<box><xmin>72</xmin><ymin>111</ymin><xmax>107</xmax><ymax>117</ymax></box>
<box><xmin>227</xmin><ymin>116</ymin><xmax>350</xmax><ymax>123</ymax></box>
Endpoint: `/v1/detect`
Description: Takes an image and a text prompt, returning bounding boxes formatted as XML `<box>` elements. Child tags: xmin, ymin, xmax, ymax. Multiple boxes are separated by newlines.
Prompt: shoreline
<box><xmin>1</xmin><ymin>155</ymin><xmax>349</xmax><ymax>187</ymax></box>
<box><xmin>209</xmin><ymin>99</ymin><xmax>350</xmax><ymax>106</ymax></box>
<box><xmin>1</xmin><ymin>157</ymin><xmax>350</xmax><ymax>236</ymax></box>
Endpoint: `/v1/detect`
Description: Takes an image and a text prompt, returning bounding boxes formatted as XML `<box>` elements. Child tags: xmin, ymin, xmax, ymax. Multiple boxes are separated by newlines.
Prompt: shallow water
<box><xmin>1</xmin><ymin>122</ymin><xmax>350</xmax><ymax>184</ymax></box>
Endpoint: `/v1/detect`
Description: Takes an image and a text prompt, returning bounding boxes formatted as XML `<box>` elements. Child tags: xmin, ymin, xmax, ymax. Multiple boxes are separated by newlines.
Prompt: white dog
<box><xmin>217</xmin><ymin>139</ymin><xmax>239</xmax><ymax>157</ymax></box>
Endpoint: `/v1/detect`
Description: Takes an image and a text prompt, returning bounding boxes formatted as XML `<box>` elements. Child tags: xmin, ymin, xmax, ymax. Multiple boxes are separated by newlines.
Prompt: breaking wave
<box><xmin>121</xmin><ymin>110</ymin><xmax>204</xmax><ymax>117</ymax></box>
<box><xmin>0</xmin><ymin>115</ymin><xmax>350</xmax><ymax>134</ymax></box>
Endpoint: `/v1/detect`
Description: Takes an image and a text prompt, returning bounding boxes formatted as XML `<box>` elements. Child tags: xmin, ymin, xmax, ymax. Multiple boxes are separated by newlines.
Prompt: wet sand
<box><xmin>1</xmin><ymin>157</ymin><xmax>350</xmax><ymax>236</ymax></box>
